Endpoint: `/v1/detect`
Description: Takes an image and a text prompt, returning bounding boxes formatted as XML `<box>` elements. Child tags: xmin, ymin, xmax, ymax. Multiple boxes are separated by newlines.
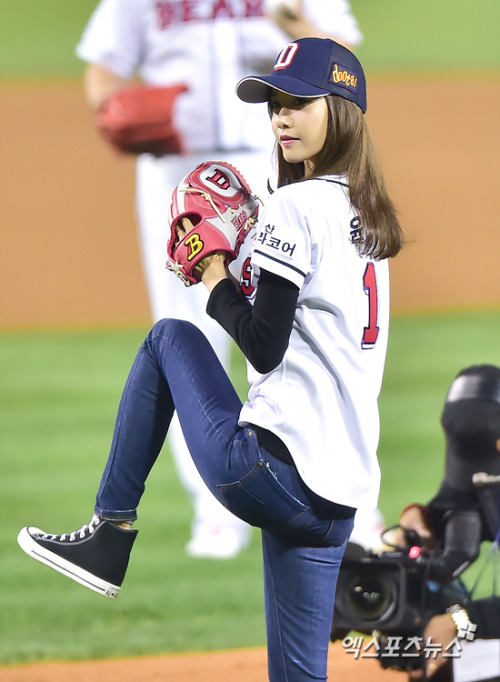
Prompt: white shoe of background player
<box><xmin>186</xmin><ymin>522</ymin><xmax>251</xmax><ymax>559</ymax></box>
<box><xmin>349</xmin><ymin>507</ymin><xmax>386</xmax><ymax>551</ymax></box>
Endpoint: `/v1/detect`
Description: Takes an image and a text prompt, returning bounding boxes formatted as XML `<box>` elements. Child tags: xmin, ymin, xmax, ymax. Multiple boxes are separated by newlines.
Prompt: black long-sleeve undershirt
<box><xmin>206</xmin><ymin>269</ymin><xmax>299</xmax><ymax>374</ymax></box>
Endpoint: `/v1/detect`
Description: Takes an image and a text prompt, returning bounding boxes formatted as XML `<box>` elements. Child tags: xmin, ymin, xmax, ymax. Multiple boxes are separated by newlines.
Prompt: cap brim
<box><xmin>236</xmin><ymin>75</ymin><xmax>330</xmax><ymax>103</ymax></box>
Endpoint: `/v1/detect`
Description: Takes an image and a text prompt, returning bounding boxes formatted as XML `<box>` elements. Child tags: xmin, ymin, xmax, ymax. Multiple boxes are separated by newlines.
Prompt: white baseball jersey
<box><xmin>76</xmin><ymin>0</ymin><xmax>362</xmax><ymax>153</ymax></box>
<box><xmin>239</xmin><ymin>177</ymin><xmax>390</xmax><ymax>510</ymax></box>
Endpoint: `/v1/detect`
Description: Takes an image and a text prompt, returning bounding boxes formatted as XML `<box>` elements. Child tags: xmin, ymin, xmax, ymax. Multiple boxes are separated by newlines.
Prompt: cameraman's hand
<box><xmin>394</xmin><ymin>504</ymin><xmax>435</xmax><ymax>549</ymax></box>
<box><xmin>409</xmin><ymin>613</ymin><xmax>456</xmax><ymax>680</ymax></box>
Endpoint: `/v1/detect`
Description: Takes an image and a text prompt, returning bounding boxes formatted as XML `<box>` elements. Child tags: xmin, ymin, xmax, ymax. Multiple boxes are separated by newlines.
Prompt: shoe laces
<box><xmin>42</xmin><ymin>514</ymin><xmax>101</xmax><ymax>542</ymax></box>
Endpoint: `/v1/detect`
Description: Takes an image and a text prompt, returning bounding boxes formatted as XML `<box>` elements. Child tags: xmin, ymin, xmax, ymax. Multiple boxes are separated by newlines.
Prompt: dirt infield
<box><xmin>0</xmin><ymin>643</ymin><xmax>406</xmax><ymax>681</ymax></box>
<box><xmin>1</xmin><ymin>76</ymin><xmax>499</xmax><ymax>332</ymax></box>
<box><xmin>0</xmin><ymin>76</ymin><xmax>498</xmax><ymax>680</ymax></box>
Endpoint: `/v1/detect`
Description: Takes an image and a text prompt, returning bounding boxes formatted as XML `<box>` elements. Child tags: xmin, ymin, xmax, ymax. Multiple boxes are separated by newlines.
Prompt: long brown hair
<box><xmin>274</xmin><ymin>95</ymin><xmax>404</xmax><ymax>259</ymax></box>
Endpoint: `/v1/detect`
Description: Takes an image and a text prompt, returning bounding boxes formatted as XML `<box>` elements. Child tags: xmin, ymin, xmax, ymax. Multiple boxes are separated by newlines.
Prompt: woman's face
<box><xmin>270</xmin><ymin>90</ymin><xmax>329</xmax><ymax>173</ymax></box>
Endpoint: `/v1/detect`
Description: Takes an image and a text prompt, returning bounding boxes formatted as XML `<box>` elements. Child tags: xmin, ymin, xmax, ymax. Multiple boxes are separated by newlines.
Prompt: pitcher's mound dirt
<box><xmin>1</xmin><ymin>77</ymin><xmax>499</xmax><ymax>331</ymax></box>
<box><xmin>0</xmin><ymin>643</ymin><xmax>406</xmax><ymax>681</ymax></box>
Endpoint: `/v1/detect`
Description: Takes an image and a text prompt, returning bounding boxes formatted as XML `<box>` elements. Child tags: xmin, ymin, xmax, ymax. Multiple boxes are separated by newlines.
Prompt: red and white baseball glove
<box><xmin>166</xmin><ymin>161</ymin><xmax>260</xmax><ymax>286</ymax></box>
<box><xmin>96</xmin><ymin>83</ymin><xmax>188</xmax><ymax>156</ymax></box>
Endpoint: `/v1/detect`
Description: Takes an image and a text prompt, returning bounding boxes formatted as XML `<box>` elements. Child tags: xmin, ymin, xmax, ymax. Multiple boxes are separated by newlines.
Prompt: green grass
<box><xmin>0</xmin><ymin>0</ymin><xmax>97</xmax><ymax>79</ymax></box>
<box><xmin>0</xmin><ymin>0</ymin><xmax>498</xmax><ymax>80</ymax></box>
<box><xmin>378</xmin><ymin>309</ymin><xmax>500</xmax><ymax>519</ymax></box>
<box><xmin>1</xmin><ymin>309</ymin><xmax>499</xmax><ymax>664</ymax></box>
<box><xmin>0</xmin><ymin>326</ymin><xmax>264</xmax><ymax>663</ymax></box>
<box><xmin>351</xmin><ymin>0</ymin><xmax>500</xmax><ymax>72</ymax></box>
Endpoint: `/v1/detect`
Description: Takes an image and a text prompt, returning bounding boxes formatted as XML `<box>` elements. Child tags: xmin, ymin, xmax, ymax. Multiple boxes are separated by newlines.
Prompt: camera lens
<box><xmin>350</xmin><ymin>577</ymin><xmax>391</xmax><ymax>617</ymax></box>
<box><xmin>337</xmin><ymin>566</ymin><xmax>399</xmax><ymax>624</ymax></box>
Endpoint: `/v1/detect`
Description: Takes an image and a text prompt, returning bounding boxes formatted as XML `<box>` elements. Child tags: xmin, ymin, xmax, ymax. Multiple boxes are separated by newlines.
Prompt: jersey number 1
<box><xmin>362</xmin><ymin>263</ymin><xmax>379</xmax><ymax>349</ymax></box>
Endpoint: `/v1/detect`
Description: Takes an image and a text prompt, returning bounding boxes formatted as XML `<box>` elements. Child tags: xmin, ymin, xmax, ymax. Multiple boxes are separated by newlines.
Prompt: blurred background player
<box><xmin>76</xmin><ymin>0</ymin><xmax>368</xmax><ymax>559</ymax></box>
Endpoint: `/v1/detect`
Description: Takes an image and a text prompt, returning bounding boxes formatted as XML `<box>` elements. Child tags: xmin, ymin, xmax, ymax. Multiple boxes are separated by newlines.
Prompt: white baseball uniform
<box><xmin>241</xmin><ymin>177</ymin><xmax>390</xmax><ymax>510</ymax></box>
<box><xmin>76</xmin><ymin>0</ymin><xmax>364</xmax><ymax>555</ymax></box>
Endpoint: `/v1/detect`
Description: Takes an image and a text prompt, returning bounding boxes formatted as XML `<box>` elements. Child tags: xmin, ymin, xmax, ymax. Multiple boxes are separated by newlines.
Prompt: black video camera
<box><xmin>331</xmin><ymin>510</ymin><xmax>481</xmax><ymax>672</ymax></box>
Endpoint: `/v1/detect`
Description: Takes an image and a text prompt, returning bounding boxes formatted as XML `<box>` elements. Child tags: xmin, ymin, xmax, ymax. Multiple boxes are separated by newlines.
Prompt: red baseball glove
<box><xmin>166</xmin><ymin>161</ymin><xmax>260</xmax><ymax>286</ymax></box>
<box><xmin>96</xmin><ymin>83</ymin><xmax>188</xmax><ymax>156</ymax></box>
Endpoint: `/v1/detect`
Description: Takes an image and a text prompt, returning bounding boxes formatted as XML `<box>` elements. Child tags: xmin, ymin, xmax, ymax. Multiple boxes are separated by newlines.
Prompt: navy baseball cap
<box><xmin>236</xmin><ymin>37</ymin><xmax>367</xmax><ymax>113</ymax></box>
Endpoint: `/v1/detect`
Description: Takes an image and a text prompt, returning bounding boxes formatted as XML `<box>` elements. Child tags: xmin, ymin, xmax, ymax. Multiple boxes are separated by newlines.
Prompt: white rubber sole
<box><xmin>17</xmin><ymin>526</ymin><xmax>120</xmax><ymax>598</ymax></box>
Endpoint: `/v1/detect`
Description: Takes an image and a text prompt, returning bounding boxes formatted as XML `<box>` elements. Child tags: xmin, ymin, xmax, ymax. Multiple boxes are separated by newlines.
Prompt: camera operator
<box><xmin>398</xmin><ymin>364</ymin><xmax>500</xmax><ymax>679</ymax></box>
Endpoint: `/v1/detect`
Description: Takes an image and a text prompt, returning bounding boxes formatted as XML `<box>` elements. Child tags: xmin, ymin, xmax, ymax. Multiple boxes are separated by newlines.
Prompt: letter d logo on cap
<box><xmin>274</xmin><ymin>43</ymin><xmax>299</xmax><ymax>71</ymax></box>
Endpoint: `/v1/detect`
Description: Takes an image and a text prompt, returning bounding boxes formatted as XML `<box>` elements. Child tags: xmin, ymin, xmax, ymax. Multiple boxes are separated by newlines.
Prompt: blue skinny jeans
<box><xmin>95</xmin><ymin>319</ymin><xmax>354</xmax><ymax>681</ymax></box>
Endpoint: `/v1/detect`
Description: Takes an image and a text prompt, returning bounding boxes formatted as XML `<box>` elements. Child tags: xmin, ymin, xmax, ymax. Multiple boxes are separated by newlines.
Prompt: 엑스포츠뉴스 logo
<box><xmin>331</xmin><ymin>64</ymin><xmax>358</xmax><ymax>89</ymax></box>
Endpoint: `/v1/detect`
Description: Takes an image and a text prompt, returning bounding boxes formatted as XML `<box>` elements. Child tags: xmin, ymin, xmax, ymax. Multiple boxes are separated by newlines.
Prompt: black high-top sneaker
<box><xmin>17</xmin><ymin>514</ymin><xmax>138</xmax><ymax>598</ymax></box>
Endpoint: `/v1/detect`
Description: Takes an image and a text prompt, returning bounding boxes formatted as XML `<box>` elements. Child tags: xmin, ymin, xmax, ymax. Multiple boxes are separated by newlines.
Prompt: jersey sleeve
<box><xmin>251</xmin><ymin>189</ymin><xmax>311</xmax><ymax>290</ymax></box>
<box><xmin>75</xmin><ymin>0</ymin><xmax>144</xmax><ymax>78</ymax></box>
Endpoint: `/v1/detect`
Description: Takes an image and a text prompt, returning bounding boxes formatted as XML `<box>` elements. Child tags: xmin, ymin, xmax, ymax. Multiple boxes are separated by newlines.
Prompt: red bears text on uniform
<box><xmin>155</xmin><ymin>0</ymin><xmax>263</xmax><ymax>29</ymax></box>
